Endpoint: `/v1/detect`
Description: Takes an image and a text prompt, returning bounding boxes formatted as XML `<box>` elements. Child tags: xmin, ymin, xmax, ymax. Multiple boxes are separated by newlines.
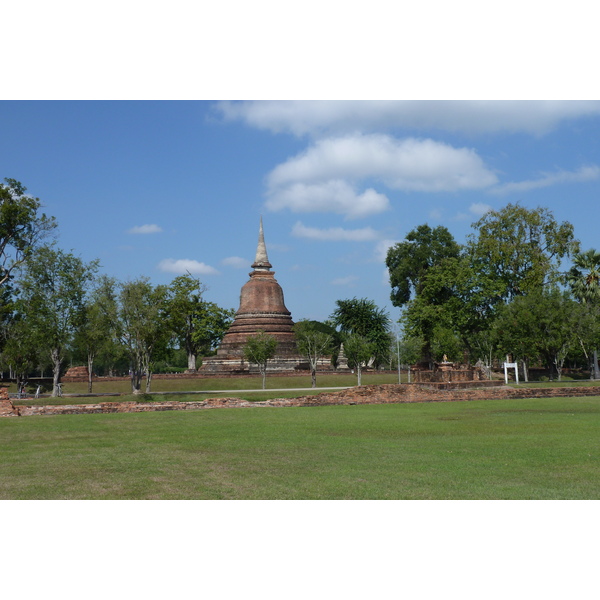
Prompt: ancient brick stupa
<box><xmin>200</xmin><ymin>218</ymin><xmax>301</xmax><ymax>373</ymax></box>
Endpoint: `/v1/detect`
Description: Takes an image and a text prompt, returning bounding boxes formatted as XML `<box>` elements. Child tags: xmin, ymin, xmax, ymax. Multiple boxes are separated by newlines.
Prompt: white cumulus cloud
<box><xmin>268</xmin><ymin>134</ymin><xmax>497</xmax><ymax>192</ymax></box>
<box><xmin>267</xmin><ymin>180</ymin><xmax>390</xmax><ymax>220</ymax></box>
<box><xmin>265</xmin><ymin>134</ymin><xmax>498</xmax><ymax>219</ymax></box>
<box><xmin>490</xmin><ymin>165</ymin><xmax>600</xmax><ymax>196</ymax></box>
<box><xmin>221</xmin><ymin>256</ymin><xmax>251</xmax><ymax>269</ymax></box>
<box><xmin>469</xmin><ymin>202</ymin><xmax>492</xmax><ymax>216</ymax></box>
<box><xmin>331</xmin><ymin>275</ymin><xmax>359</xmax><ymax>286</ymax></box>
<box><xmin>216</xmin><ymin>100</ymin><xmax>600</xmax><ymax>137</ymax></box>
<box><xmin>374</xmin><ymin>239</ymin><xmax>400</xmax><ymax>263</ymax></box>
<box><xmin>291</xmin><ymin>221</ymin><xmax>380</xmax><ymax>242</ymax></box>
<box><xmin>157</xmin><ymin>259</ymin><xmax>219</xmax><ymax>275</ymax></box>
<box><xmin>128</xmin><ymin>224</ymin><xmax>163</xmax><ymax>234</ymax></box>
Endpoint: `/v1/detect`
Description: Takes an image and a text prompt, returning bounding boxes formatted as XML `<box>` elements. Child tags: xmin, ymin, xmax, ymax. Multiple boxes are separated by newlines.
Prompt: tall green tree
<box><xmin>294</xmin><ymin>320</ymin><xmax>335</xmax><ymax>387</ymax></box>
<box><xmin>468</xmin><ymin>203</ymin><xmax>579</xmax><ymax>301</ymax></box>
<box><xmin>119</xmin><ymin>278</ymin><xmax>170</xmax><ymax>393</ymax></box>
<box><xmin>330</xmin><ymin>297</ymin><xmax>390</xmax><ymax>368</ymax></box>
<box><xmin>566</xmin><ymin>248</ymin><xmax>600</xmax><ymax>378</ymax></box>
<box><xmin>0</xmin><ymin>178</ymin><xmax>57</xmax><ymax>287</ymax></box>
<box><xmin>73</xmin><ymin>275</ymin><xmax>121</xmax><ymax>392</ymax></box>
<box><xmin>243</xmin><ymin>330</ymin><xmax>277</xmax><ymax>389</ymax></box>
<box><xmin>0</xmin><ymin>314</ymin><xmax>39</xmax><ymax>391</ymax></box>
<box><xmin>495</xmin><ymin>288</ymin><xmax>585</xmax><ymax>380</ymax></box>
<box><xmin>17</xmin><ymin>246</ymin><xmax>98</xmax><ymax>396</ymax></box>
<box><xmin>342</xmin><ymin>334</ymin><xmax>374</xmax><ymax>386</ymax></box>
<box><xmin>386</xmin><ymin>225</ymin><xmax>460</xmax><ymax>365</ymax></box>
<box><xmin>166</xmin><ymin>274</ymin><xmax>234</xmax><ymax>371</ymax></box>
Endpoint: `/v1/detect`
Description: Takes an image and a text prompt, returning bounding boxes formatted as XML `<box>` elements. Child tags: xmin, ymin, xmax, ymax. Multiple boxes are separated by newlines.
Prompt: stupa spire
<box><xmin>252</xmin><ymin>216</ymin><xmax>272</xmax><ymax>271</ymax></box>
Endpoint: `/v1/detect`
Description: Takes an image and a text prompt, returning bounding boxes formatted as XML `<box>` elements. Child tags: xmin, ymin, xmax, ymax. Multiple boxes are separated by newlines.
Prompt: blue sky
<box><xmin>2</xmin><ymin>100</ymin><xmax>600</xmax><ymax>323</ymax></box>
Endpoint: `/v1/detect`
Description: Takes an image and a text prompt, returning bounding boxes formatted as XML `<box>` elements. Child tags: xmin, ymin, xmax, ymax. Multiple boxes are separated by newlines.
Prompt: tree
<box><xmin>166</xmin><ymin>274</ymin><xmax>234</xmax><ymax>371</ymax></box>
<box><xmin>330</xmin><ymin>297</ymin><xmax>390</xmax><ymax>368</ymax></box>
<box><xmin>73</xmin><ymin>275</ymin><xmax>120</xmax><ymax>392</ymax></box>
<box><xmin>243</xmin><ymin>330</ymin><xmax>277</xmax><ymax>389</ymax></box>
<box><xmin>342</xmin><ymin>334</ymin><xmax>374</xmax><ymax>386</ymax></box>
<box><xmin>566</xmin><ymin>248</ymin><xmax>600</xmax><ymax>378</ymax></box>
<box><xmin>468</xmin><ymin>203</ymin><xmax>579</xmax><ymax>301</ymax></box>
<box><xmin>118</xmin><ymin>278</ymin><xmax>170</xmax><ymax>393</ymax></box>
<box><xmin>0</xmin><ymin>314</ymin><xmax>39</xmax><ymax>391</ymax></box>
<box><xmin>17</xmin><ymin>246</ymin><xmax>98</xmax><ymax>396</ymax></box>
<box><xmin>0</xmin><ymin>179</ymin><xmax>57</xmax><ymax>287</ymax></box>
<box><xmin>495</xmin><ymin>289</ymin><xmax>585</xmax><ymax>380</ymax></box>
<box><xmin>386</xmin><ymin>225</ymin><xmax>461</xmax><ymax>365</ymax></box>
<box><xmin>191</xmin><ymin>301</ymin><xmax>235</xmax><ymax>362</ymax></box>
<box><xmin>294</xmin><ymin>320</ymin><xmax>335</xmax><ymax>387</ymax></box>
<box><xmin>166</xmin><ymin>274</ymin><xmax>207</xmax><ymax>372</ymax></box>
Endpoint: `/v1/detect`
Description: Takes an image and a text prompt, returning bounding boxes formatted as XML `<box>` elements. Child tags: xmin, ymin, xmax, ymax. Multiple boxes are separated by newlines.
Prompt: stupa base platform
<box><xmin>199</xmin><ymin>356</ymin><xmax>306</xmax><ymax>374</ymax></box>
<box><xmin>199</xmin><ymin>355</ymin><xmax>344</xmax><ymax>374</ymax></box>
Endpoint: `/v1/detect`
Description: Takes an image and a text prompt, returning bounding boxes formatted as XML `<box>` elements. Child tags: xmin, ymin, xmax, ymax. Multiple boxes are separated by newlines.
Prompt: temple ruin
<box><xmin>200</xmin><ymin>219</ymin><xmax>303</xmax><ymax>373</ymax></box>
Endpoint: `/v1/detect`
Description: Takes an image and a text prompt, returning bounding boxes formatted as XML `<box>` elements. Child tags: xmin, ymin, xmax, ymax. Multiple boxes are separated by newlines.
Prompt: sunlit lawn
<box><xmin>2</xmin><ymin>396</ymin><xmax>599</xmax><ymax>499</ymax></box>
<box><xmin>10</xmin><ymin>372</ymin><xmax>400</xmax><ymax>405</ymax></box>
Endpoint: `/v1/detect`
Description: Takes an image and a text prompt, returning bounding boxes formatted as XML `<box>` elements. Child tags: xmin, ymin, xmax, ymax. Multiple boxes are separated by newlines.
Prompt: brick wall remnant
<box><xmin>0</xmin><ymin>387</ymin><xmax>19</xmax><ymax>417</ymax></box>
<box><xmin>5</xmin><ymin>382</ymin><xmax>600</xmax><ymax>418</ymax></box>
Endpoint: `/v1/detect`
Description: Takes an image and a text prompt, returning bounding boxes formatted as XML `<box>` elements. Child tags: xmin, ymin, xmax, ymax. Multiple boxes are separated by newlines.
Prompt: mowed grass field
<box><xmin>2</xmin><ymin>395</ymin><xmax>600</xmax><ymax>499</ymax></box>
<box><xmin>10</xmin><ymin>372</ymin><xmax>400</xmax><ymax>404</ymax></box>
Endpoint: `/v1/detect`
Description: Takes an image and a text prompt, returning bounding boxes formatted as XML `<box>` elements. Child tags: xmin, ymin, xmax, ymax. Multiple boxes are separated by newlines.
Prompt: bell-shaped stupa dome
<box><xmin>215</xmin><ymin>218</ymin><xmax>298</xmax><ymax>358</ymax></box>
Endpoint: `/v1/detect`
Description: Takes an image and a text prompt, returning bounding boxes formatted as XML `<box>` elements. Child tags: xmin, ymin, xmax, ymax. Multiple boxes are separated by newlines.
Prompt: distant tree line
<box><xmin>2</xmin><ymin>178</ymin><xmax>599</xmax><ymax>395</ymax></box>
<box><xmin>385</xmin><ymin>203</ymin><xmax>600</xmax><ymax>381</ymax></box>
<box><xmin>0</xmin><ymin>179</ymin><xmax>235</xmax><ymax>396</ymax></box>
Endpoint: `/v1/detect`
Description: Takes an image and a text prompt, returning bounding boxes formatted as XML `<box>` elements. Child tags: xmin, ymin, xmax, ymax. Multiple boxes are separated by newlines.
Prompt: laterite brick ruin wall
<box><xmin>0</xmin><ymin>387</ymin><xmax>18</xmax><ymax>417</ymax></box>
<box><xmin>3</xmin><ymin>383</ymin><xmax>600</xmax><ymax>417</ymax></box>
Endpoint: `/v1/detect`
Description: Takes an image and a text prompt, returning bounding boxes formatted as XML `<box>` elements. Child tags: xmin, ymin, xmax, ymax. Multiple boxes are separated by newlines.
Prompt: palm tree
<box><xmin>567</xmin><ymin>249</ymin><xmax>600</xmax><ymax>378</ymax></box>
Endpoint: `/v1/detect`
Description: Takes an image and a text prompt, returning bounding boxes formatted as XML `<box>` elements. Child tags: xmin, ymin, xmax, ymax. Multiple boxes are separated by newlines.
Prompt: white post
<box><xmin>504</xmin><ymin>362</ymin><xmax>518</xmax><ymax>385</ymax></box>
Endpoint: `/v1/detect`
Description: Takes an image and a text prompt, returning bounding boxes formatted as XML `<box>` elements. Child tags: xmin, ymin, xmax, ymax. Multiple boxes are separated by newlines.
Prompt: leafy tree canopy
<box><xmin>386</xmin><ymin>224</ymin><xmax>460</xmax><ymax>307</ymax></box>
<box><xmin>468</xmin><ymin>203</ymin><xmax>579</xmax><ymax>300</ymax></box>
<box><xmin>330</xmin><ymin>297</ymin><xmax>390</xmax><ymax>367</ymax></box>
<box><xmin>0</xmin><ymin>178</ymin><xmax>57</xmax><ymax>286</ymax></box>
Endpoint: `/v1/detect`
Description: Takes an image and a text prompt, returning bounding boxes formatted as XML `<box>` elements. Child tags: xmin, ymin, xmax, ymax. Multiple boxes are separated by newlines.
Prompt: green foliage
<box><xmin>0</xmin><ymin>179</ymin><xmax>58</xmax><ymax>286</ymax></box>
<box><xmin>243</xmin><ymin>330</ymin><xmax>278</xmax><ymax>389</ymax></box>
<box><xmin>468</xmin><ymin>203</ymin><xmax>579</xmax><ymax>301</ymax></box>
<box><xmin>294</xmin><ymin>320</ymin><xmax>336</xmax><ymax>387</ymax></box>
<box><xmin>567</xmin><ymin>248</ymin><xmax>600</xmax><ymax>304</ymax></box>
<box><xmin>330</xmin><ymin>297</ymin><xmax>390</xmax><ymax>367</ymax></box>
<box><xmin>72</xmin><ymin>275</ymin><xmax>122</xmax><ymax>391</ymax></box>
<box><xmin>118</xmin><ymin>278</ymin><xmax>170</xmax><ymax>392</ymax></box>
<box><xmin>342</xmin><ymin>334</ymin><xmax>375</xmax><ymax>385</ymax></box>
<box><xmin>495</xmin><ymin>288</ymin><xmax>590</xmax><ymax>380</ymax></box>
<box><xmin>165</xmin><ymin>274</ymin><xmax>234</xmax><ymax>371</ymax></box>
<box><xmin>386</xmin><ymin>225</ymin><xmax>461</xmax><ymax>364</ymax></box>
<box><xmin>16</xmin><ymin>246</ymin><xmax>98</xmax><ymax>396</ymax></box>
<box><xmin>386</xmin><ymin>224</ymin><xmax>461</xmax><ymax>305</ymax></box>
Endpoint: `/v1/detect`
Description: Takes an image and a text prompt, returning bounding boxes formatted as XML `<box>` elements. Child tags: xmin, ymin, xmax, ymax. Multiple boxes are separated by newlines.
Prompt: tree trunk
<box><xmin>51</xmin><ymin>347</ymin><xmax>62</xmax><ymax>397</ymax></box>
<box><xmin>145</xmin><ymin>371</ymin><xmax>152</xmax><ymax>393</ymax></box>
<box><xmin>311</xmin><ymin>368</ymin><xmax>317</xmax><ymax>388</ymax></box>
<box><xmin>131</xmin><ymin>368</ymin><xmax>142</xmax><ymax>393</ymax></box>
<box><xmin>594</xmin><ymin>349</ymin><xmax>600</xmax><ymax>380</ymax></box>
<box><xmin>187</xmin><ymin>352</ymin><xmax>197</xmax><ymax>372</ymax></box>
<box><xmin>357</xmin><ymin>364</ymin><xmax>362</xmax><ymax>386</ymax></box>
<box><xmin>87</xmin><ymin>352</ymin><xmax>94</xmax><ymax>393</ymax></box>
<box><xmin>522</xmin><ymin>359</ymin><xmax>529</xmax><ymax>383</ymax></box>
<box><xmin>261</xmin><ymin>365</ymin><xmax>266</xmax><ymax>390</ymax></box>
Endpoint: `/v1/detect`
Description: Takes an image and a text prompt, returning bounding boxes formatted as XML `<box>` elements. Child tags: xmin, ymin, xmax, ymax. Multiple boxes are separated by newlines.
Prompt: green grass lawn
<box><xmin>2</xmin><ymin>396</ymin><xmax>599</xmax><ymax>499</ymax></box>
<box><xmin>10</xmin><ymin>371</ymin><xmax>401</xmax><ymax>396</ymax></box>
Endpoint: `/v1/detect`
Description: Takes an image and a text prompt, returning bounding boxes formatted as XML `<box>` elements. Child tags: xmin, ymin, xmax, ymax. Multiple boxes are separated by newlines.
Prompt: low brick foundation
<box><xmin>3</xmin><ymin>383</ymin><xmax>600</xmax><ymax>417</ymax></box>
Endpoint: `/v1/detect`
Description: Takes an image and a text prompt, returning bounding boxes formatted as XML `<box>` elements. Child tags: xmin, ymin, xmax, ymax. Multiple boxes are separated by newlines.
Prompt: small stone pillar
<box><xmin>438</xmin><ymin>360</ymin><xmax>453</xmax><ymax>382</ymax></box>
